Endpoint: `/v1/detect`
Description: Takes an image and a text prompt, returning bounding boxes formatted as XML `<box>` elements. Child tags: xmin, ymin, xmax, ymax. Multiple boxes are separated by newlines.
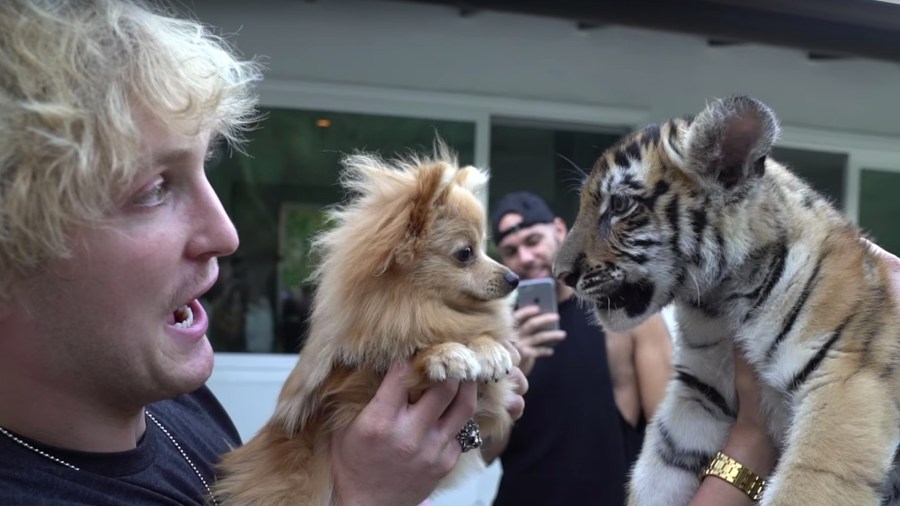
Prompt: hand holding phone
<box><xmin>511</xmin><ymin>278</ymin><xmax>567</xmax><ymax>375</ymax></box>
<box><xmin>512</xmin><ymin>278</ymin><xmax>566</xmax><ymax>376</ymax></box>
<box><xmin>515</xmin><ymin>278</ymin><xmax>559</xmax><ymax>331</ymax></box>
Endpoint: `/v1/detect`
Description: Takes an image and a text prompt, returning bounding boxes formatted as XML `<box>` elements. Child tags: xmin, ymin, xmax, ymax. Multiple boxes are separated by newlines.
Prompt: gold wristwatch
<box><xmin>700</xmin><ymin>451</ymin><xmax>766</xmax><ymax>501</ymax></box>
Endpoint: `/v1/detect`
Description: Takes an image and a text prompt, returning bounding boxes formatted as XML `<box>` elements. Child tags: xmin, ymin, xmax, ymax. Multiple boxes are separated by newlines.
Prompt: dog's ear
<box><xmin>379</xmin><ymin>163</ymin><xmax>447</xmax><ymax>271</ymax></box>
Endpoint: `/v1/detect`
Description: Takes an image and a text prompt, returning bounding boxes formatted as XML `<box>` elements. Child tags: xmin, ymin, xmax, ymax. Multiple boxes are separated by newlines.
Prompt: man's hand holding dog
<box><xmin>500</xmin><ymin>339</ymin><xmax>528</xmax><ymax>421</ymax></box>
<box><xmin>331</xmin><ymin>356</ymin><xmax>528</xmax><ymax>506</ymax></box>
<box><xmin>512</xmin><ymin>305</ymin><xmax>566</xmax><ymax>376</ymax></box>
<box><xmin>331</xmin><ymin>361</ymin><xmax>477</xmax><ymax>506</ymax></box>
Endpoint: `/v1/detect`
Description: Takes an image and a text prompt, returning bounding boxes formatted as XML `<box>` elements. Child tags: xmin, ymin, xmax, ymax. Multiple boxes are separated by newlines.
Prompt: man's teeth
<box><xmin>174</xmin><ymin>305</ymin><xmax>194</xmax><ymax>328</ymax></box>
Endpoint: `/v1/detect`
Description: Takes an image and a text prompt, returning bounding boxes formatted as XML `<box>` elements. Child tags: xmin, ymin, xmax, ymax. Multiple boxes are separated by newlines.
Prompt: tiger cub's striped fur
<box><xmin>553</xmin><ymin>96</ymin><xmax>900</xmax><ymax>506</ymax></box>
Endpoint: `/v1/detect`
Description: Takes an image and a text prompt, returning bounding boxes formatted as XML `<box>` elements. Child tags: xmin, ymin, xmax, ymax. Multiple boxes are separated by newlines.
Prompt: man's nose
<box><xmin>187</xmin><ymin>177</ymin><xmax>240</xmax><ymax>260</ymax></box>
<box><xmin>517</xmin><ymin>247</ymin><xmax>535</xmax><ymax>264</ymax></box>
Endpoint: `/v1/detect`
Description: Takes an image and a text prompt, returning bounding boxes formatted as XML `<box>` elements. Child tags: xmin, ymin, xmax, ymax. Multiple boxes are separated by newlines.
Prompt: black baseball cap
<box><xmin>490</xmin><ymin>191</ymin><xmax>556</xmax><ymax>245</ymax></box>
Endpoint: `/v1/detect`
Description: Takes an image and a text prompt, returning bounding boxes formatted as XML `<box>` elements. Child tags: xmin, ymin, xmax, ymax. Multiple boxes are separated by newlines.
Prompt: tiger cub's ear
<box><xmin>682</xmin><ymin>95</ymin><xmax>781</xmax><ymax>190</ymax></box>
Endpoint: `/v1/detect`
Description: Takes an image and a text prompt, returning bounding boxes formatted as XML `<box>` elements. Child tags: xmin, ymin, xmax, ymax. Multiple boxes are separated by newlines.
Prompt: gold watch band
<box><xmin>700</xmin><ymin>451</ymin><xmax>766</xmax><ymax>501</ymax></box>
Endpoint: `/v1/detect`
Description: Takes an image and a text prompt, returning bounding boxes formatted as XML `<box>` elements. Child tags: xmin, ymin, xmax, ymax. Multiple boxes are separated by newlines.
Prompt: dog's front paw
<box><xmin>420</xmin><ymin>343</ymin><xmax>481</xmax><ymax>382</ymax></box>
<box><xmin>468</xmin><ymin>339</ymin><xmax>513</xmax><ymax>382</ymax></box>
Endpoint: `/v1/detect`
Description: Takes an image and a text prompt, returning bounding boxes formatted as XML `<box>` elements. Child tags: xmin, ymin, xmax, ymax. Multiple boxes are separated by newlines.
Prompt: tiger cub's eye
<box><xmin>610</xmin><ymin>195</ymin><xmax>631</xmax><ymax>214</ymax></box>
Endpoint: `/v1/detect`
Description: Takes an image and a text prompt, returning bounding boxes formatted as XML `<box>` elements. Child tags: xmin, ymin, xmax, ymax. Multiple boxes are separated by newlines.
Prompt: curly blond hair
<box><xmin>0</xmin><ymin>0</ymin><xmax>262</xmax><ymax>296</ymax></box>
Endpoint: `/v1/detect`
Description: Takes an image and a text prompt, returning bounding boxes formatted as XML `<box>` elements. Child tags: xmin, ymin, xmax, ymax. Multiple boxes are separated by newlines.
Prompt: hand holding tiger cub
<box><xmin>690</xmin><ymin>351</ymin><xmax>776</xmax><ymax>505</ymax></box>
<box><xmin>554</xmin><ymin>95</ymin><xmax>900</xmax><ymax>506</ymax></box>
<box><xmin>693</xmin><ymin>239</ymin><xmax>900</xmax><ymax>506</ymax></box>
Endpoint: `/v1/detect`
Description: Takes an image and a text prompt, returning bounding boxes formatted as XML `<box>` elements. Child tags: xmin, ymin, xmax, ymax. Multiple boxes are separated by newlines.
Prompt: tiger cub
<box><xmin>553</xmin><ymin>96</ymin><xmax>900</xmax><ymax>506</ymax></box>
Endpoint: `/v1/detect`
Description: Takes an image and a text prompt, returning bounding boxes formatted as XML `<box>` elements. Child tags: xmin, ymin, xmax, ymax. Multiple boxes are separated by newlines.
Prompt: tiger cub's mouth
<box><xmin>577</xmin><ymin>268</ymin><xmax>624</xmax><ymax>299</ymax></box>
<box><xmin>590</xmin><ymin>279</ymin><xmax>656</xmax><ymax>318</ymax></box>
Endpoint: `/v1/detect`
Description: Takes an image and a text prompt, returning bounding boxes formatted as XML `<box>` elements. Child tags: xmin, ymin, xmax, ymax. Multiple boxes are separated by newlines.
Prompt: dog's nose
<box><xmin>504</xmin><ymin>271</ymin><xmax>520</xmax><ymax>288</ymax></box>
<box><xmin>556</xmin><ymin>270</ymin><xmax>579</xmax><ymax>288</ymax></box>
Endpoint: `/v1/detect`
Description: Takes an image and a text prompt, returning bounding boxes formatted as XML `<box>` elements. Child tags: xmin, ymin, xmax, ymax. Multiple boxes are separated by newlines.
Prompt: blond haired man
<box><xmin>0</xmin><ymin>1</ymin><xmax>524</xmax><ymax>505</ymax></box>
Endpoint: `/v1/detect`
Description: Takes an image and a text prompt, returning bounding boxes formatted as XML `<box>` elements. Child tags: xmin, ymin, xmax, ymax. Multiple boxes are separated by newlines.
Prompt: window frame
<box><xmin>213</xmin><ymin>79</ymin><xmax>900</xmax><ymax>356</ymax></box>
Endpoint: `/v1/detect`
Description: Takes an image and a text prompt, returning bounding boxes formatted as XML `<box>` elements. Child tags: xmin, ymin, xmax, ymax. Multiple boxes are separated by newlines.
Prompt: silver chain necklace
<box><xmin>0</xmin><ymin>411</ymin><xmax>218</xmax><ymax>505</ymax></box>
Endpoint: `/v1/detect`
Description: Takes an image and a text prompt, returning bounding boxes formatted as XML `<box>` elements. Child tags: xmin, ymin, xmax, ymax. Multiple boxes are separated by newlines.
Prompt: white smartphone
<box><xmin>515</xmin><ymin>277</ymin><xmax>559</xmax><ymax>334</ymax></box>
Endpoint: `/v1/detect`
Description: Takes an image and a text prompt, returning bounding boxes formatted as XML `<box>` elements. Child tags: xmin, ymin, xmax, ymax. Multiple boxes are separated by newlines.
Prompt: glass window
<box><xmin>770</xmin><ymin>147</ymin><xmax>847</xmax><ymax>210</ymax></box>
<box><xmin>859</xmin><ymin>168</ymin><xmax>900</xmax><ymax>255</ymax></box>
<box><xmin>488</xmin><ymin>119</ymin><xmax>627</xmax><ymax>231</ymax></box>
<box><xmin>486</xmin><ymin>128</ymin><xmax>851</xmax><ymax>243</ymax></box>
<box><xmin>205</xmin><ymin>108</ymin><xmax>475</xmax><ymax>353</ymax></box>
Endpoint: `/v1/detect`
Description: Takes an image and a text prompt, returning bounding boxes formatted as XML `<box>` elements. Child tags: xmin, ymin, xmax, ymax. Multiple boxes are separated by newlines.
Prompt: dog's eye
<box><xmin>455</xmin><ymin>246</ymin><xmax>474</xmax><ymax>263</ymax></box>
<box><xmin>610</xmin><ymin>195</ymin><xmax>632</xmax><ymax>215</ymax></box>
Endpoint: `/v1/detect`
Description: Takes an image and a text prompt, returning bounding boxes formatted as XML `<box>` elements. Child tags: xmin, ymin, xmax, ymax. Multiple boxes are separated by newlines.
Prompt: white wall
<box><xmin>190</xmin><ymin>0</ymin><xmax>900</xmax><ymax>138</ymax></box>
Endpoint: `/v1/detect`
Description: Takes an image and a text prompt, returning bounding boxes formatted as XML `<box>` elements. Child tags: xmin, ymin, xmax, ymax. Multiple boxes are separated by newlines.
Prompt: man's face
<box><xmin>496</xmin><ymin>213</ymin><xmax>565</xmax><ymax>280</ymax></box>
<box><xmin>8</xmin><ymin>114</ymin><xmax>239</xmax><ymax>408</ymax></box>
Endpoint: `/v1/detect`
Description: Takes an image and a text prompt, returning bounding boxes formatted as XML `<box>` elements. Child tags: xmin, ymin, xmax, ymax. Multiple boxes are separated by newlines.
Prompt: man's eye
<box><xmin>133</xmin><ymin>181</ymin><xmax>169</xmax><ymax>207</ymax></box>
<box><xmin>610</xmin><ymin>195</ymin><xmax>631</xmax><ymax>214</ymax></box>
<box><xmin>455</xmin><ymin>246</ymin><xmax>474</xmax><ymax>263</ymax></box>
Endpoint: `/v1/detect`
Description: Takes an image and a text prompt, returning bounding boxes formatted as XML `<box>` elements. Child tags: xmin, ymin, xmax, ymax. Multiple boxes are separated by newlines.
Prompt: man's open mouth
<box><xmin>173</xmin><ymin>304</ymin><xmax>194</xmax><ymax>328</ymax></box>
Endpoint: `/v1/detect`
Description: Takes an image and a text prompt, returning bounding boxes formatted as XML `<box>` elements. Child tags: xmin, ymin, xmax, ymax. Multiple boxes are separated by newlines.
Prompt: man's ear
<box><xmin>553</xmin><ymin>217</ymin><xmax>567</xmax><ymax>243</ymax></box>
<box><xmin>682</xmin><ymin>96</ymin><xmax>780</xmax><ymax>190</ymax></box>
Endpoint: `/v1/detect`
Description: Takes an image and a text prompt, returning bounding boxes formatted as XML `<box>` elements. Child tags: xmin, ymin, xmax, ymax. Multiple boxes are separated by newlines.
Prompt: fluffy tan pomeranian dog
<box><xmin>213</xmin><ymin>145</ymin><xmax>520</xmax><ymax>505</ymax></box>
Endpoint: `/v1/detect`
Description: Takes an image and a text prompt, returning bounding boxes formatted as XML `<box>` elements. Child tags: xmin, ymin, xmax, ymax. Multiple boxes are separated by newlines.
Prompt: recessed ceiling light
<box><xmin>316</xmin><ymin>118</ymin><xmax>332</xmax><ymax>128</ymax></box>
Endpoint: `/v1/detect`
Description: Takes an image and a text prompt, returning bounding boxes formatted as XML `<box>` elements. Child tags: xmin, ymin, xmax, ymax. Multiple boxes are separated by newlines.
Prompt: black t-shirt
<box><xmin>493</xmin><ymin>297</ymin><xmax>643</xmax><ymax>506</ymax></box>
<box><xmin>0</xmin><ymin>386</ymin><xmax>240</xmax><ymax>505</ymax></box>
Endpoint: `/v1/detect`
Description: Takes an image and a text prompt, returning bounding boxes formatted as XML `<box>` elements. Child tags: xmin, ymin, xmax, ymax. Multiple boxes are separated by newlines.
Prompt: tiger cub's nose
<box><xmin>556</xmin><ymin>270</ymin><xmax>579</xmax><ymax>288</ymax></box>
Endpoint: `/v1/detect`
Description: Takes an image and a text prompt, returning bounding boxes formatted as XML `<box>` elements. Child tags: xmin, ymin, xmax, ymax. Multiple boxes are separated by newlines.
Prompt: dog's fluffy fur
<box><xmin>213</xmin><ymin>146</ymin><xmax>518</xmax><ymax>505</ymax></box>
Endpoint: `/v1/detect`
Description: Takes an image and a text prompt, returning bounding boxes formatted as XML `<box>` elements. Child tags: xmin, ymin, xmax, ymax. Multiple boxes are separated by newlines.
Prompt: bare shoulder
<box><xmin>605</xmin><ymin>327</ymin><xmax>635</xmax><ymax>358</ymax></box>
<box><xmin>630</xmin><ymin>313</ymin><xmax>673</xmax><ymax>345</ymax></box>
<box><xmin>606</xmin><ymin>313</ymin><xmax>671</xmax><ymax>361</ymax></box>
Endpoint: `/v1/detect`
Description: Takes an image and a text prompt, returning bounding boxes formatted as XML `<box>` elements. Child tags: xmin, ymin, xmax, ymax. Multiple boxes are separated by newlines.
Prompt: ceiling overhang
<box><xmin>398</xmin><ymin>0</ymin><xmax>900</xmax><ymax>63</ymax></box>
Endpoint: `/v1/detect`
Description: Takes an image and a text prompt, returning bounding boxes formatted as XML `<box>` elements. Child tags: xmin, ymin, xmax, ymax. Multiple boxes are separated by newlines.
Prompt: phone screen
<box><xmin>515</xmin><ymin>278</ymin><xmax>559</xmax><ymax>332</ymax></box>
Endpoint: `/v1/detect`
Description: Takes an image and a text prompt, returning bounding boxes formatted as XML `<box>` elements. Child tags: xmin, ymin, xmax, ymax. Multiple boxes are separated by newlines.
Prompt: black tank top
<box><xmin>493</xmin><ymin>297</ymin><xmax>643</xmax><ymax>506</ymax></box>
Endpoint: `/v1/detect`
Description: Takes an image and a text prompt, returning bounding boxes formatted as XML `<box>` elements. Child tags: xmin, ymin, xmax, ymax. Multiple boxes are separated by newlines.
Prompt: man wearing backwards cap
<box><xmin>484</xmin><ymin>191</ymin><xmax>673</xmax><ymax>506</ymax></box>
